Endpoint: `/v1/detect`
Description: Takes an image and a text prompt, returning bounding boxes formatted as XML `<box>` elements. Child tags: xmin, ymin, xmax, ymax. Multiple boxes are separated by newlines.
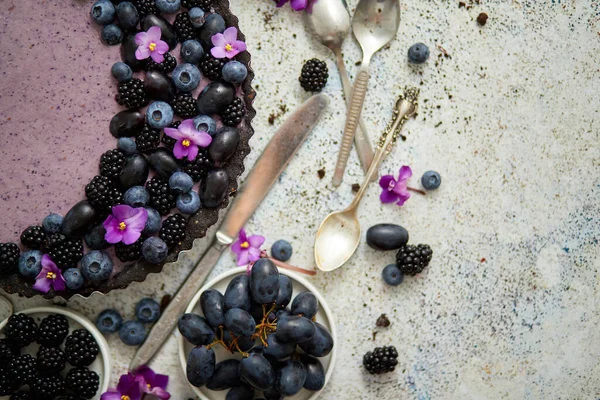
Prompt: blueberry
<box><xmin>271</xmin><ymin>239</ymin><xmax>292</xmax><ymax>262</ymax></box>
<box><xmin>180</xmin><ymin>40</ymin><xmax>204</xmax><ymax>64</ymax></box>
<box><xmin>135</xmin><ymin>298</ymin><xmax>161</xmax><ymax>323</ymax></box>
<box><xmin>84</xmin><ymin>225</ymin><xmax>110</xmax><ymax>250</ymax></box>
<box><xmin>421</xmin><ymin>170</ymin><xmax>441</xmax><ymax>190</ymax></box>
<box><xmin>90</xmin><ymin>0</ymin><xmax>115</xmax><ymax>25</ymax></box>
<box><xmin>96</xmin><ymin>309</ymin><xmax>122</xmax><ymax>334</ymax></box>
<box><xmin>81</xmin><ymin>251</ymin><xmax>114</xmax><ymax>282</ymax></box>
<box><xmin>119</xmin><ymin>320</ymin><xmax>147</xmax><ymax>346</ymax></box>
<box><xmin>189</xmin><ymin>7</ymin><xmax>206</xmax><ymax>28</ymax></box>
<box><xmin>115</xmin><ymin>2</ymin><xmax>139</xmax><ymax>31</ymax></box>
<box><xmin>142</xmin><ymin>208</ymin><xmax>162</xmax><ymax>235</ymax></box>
<box><xmin>408</xmin><ymin>43</ymin><xmax>429</xmax><ymax>64</ymax></box>
<box><xmin>192</xmin><ymin>115</ymin><xmax>217</xmax><ymax>136</ymax></box>
<box><xmin>146</xmin><ymin>101</ymin><xmax>174</xmax><ymax>129</ymax></box>
<box><xmin>63</xmin><ymin>268</ymin><xmax>84</xmax><ymax>290</ymax></box>
<box><xmin>155</xmin><ymin>0</ymin><xmax>181</xmax><ymax>13</ymax></box>
<box><xmin>222</xmin><ymin>61</ymin><xmax>248</xmax><ymax>84</ymax></box>
<box><xmin>42</xmin><ymin>213</ymin><xmax>63</xmax><ymax>234</ymax></box>
<box><xmin>382</xmin><ymin>264</ymin><xmax>403</xmax><ymax>286</ymax></box>
<box><xmin>101</xmin><ymin>24</ymin><xmax>124</xmax><ymax>45</ymax></box>
<box><xmin>169</xmin><ymin>172</ymin><xmax>194</xmax><ymax>193</ymax></box>
<box><xmin>141</xmin><ymin>237</ymin><xmax>169</xmax><ymax>264</ymax></box>
<box><xmin>18</xmin><ymin>250</ymin><xmax>43</xmax><ymax>279</ymax></box>
<box><xmin>177</xmin><ymin>191</ymin><xmax>201</xmax><ymax>214</ymax></box>
<box><xmin>111</xmin><ymin>62</ymin><xmax>133</xmax><ymax>83</ymax></box>
<box><xmin>124</xmin><ymin>186</ymin><xmax>150</xmax><ymax>207</ymax></box>
<box><xmin>117</xmin><ymin>137</ymin><xmax>137</xmax><ymax>155</ymax></box>
<box><xmin>172</xmin><ymin>63</ymin><xmax>201</xmax><ymax>92</ymax></box>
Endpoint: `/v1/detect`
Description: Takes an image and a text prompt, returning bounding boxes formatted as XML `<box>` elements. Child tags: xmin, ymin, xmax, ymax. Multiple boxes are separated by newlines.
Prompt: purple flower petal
<box><xmin>238</xmin><ymin>229</ymin><xmax>248</xmax><ymax>243</ymax></box>
<box><xmin>148</xmin><ymin>387</ymin><xmax>170</xmax><ymax>399</ymax></box>
<box><xmin>231</xmin><ymin>241</ymin><xmax>243</xmax><ymax>256</ymax></box>
<box><xmin>178</xmin><ymin>119</ymin><xmax>196</xmax><ymax>136</ymax></box>
<box><xmin>155</xmin><ymin>40</ymin><xmax>169</xmax><ymax>54</ymax></box>
<box><xmin>379</xmin><ymin>175</ymin><xmax>395</xmax><ymax>189</ymax></box>
<box><xmin>290</xmin><ymin>0</ymin><xmax>308</xmax><ymax>10</ymax></box>
<box><xmin>135</xmin><ymin>46</ymin><xmax>151</xmax><ymax>61</ymax></box>
<box><xmin>380</xmin><ymin>189</ymin><xmax>399</xmax><ymax>204</ymax></box>
<box><xmin>223</xmin><ymin>27</ymin><xmax>238</xmax><ymax>43</ymax></box>
<box><xmin>211</xmin><ymin>47</ymin><xmax>227</xmax><ymax>58</ymax></box>
<box><xmin>395</xmin><ymin>191</ymin><xmax>411</xmax><ymax>206</ymax></box>
<box><xmin>186</xmin><ymin>144</ymin><xmax>199</xmax><ymax>161</ymax></box>
<box><xmin>247</xmin><ymin>235</ymin><xmax>265</xmax><ymax>248</ymax></box>
<box><xmin>124</xmin><ymin>208</ymin><xmax>148</xmax><ymax>233</ymax></box>
<box><xmin>32</xmin><ymin>276</ymin><xmax>52</xmax><ymax>293</ymax></box>
<box><xmin>247</xmin><ymin>247</ymin><xmax>261</xmax><ymax>263</ymax></box>
<box><xmin>104</xmin><ymin>225</ymin><xmax>124</xmax><ymax>244</ymax></box>
<box><xmin>237</xmin><ymin>251</ymin><xmax>250</xmax><ymax>266</ymax></box>
<box><xmin>134</xmin><ymin>31</ymin><xmax>148</xmax><ymax>46</ymax></box>
<box><xmin>112</xmin><ymin>204</ymin><xmax>138</xmax><ymax>221</ymax></box>
<box><xmin>52</xmin><ymin>272</ymin><xmax>66</xmax><ymax>292</ymax></box>
<box><xmin>150</xmin><ymin>51</ymin><xmax>165</xmax><ymax>63</ymax></box>
<box><xmin>211</xmin><ymin>33</ymin><xmax>227</xmax><ymax>48</ymax></box>
<box><xmin>276</xmin><ymin>0</ymin><xmax>288</xmax><ymax>7</ymax></box>
<box><xmin>398</xmin><ymin>165</ymin><xmax>412</xmax><ymax>182</ymax></box>
<box><xmin>121</xmin><ymin>228</ymin><xmax>142</xmax><ymax>245</ymax></box>
<box><xmin>189</xmin><ymin>130</ymin><xmax>212</xmax><ymax>147</ymax></box>
<box><xmin>146</xmin><ymin>26</ymin><xmax>162</xmax><ymax>42</ymax></box>
<box><xmin>164</xmin><ymin>127</ymin><xmax>185</xmax><ymax>141</ymax></box>
<box><xmin>173</xmin><ymin>140</ymin><xmax>190</xmax><ymax>159</ymax></box>
<box><xmin>100</xmin><ymin>392</ymin><xmax>123</xmax><ymax>400</ymax></box>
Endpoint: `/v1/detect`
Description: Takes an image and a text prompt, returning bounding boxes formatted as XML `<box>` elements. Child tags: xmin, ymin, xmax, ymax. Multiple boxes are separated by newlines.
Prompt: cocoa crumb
<box><xmin>268</xmin><ymin>113</ymin><xmax>276</xmax><ymax>125</ymax></box>
<box><xmin>160</xmin><ymin>294</ymin><xmax>172</xmax><ymax>312</ymax></box>
<box><xmin>372</xmin><ymin>331</ymin><xmax>378</xmax><ymax>340</ymax></box>
<box><xmin>376</xmin><ymin>314</ymin><xmax>390</xmax><ymax>327</ymax></box>
<box><xmin>477</xmin><ymin>12</ymin><xmax>488</xmax><ymax>26</ymax></box>
<box><xmin>317</xmin><ymin>168</ymin><xmax>325</xmax><ymax>179</ymax></box>
<box><xmin>480</xmin><ymin>257</ymin><xmax>487</xmax><ymax>263</ymax></box>
<box><xmin>351</xmin><ymin>183</ymin><xmax>360</xmax><ymax>193</ymax></box>
<box><xmin>458</xmin><ymin>1</ymin><xmax>465</xmax><ymax>7</ymax></box>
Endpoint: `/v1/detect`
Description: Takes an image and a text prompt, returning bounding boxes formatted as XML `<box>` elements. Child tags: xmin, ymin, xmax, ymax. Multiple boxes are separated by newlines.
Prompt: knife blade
<box><xmin>130</xmin><ymin>93</ymin><xmax>330</xmax><ymax>370</ymax></box>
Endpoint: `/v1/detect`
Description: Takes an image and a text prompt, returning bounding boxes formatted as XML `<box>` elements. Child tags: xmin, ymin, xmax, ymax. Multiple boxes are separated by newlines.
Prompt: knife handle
<box><xmin>129</xmin><ymin>238</ymin><xmax>229</xmax><ymax>371</ymax></box>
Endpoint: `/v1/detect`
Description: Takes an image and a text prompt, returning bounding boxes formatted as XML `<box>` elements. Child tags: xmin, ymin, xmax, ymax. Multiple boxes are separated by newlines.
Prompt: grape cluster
<box><xmin>179</xmin><ymin>259</ymin><xmax>333</xmax><ymax>397</ymax></box>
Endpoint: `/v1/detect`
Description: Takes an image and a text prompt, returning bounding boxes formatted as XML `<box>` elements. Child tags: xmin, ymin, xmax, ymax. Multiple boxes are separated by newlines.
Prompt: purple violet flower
<box><xmin>32</xmin><ymin>254</ymin><xmax>65</xmax><ymax>294</ymax></box>
<box><xmin>101</xmin><ymin>373</ymin><xmax>142</xmax><ymax>400</ymax></box>
<box><xmin>164</xmin><ymin>119</ymin><xmax>212</xmax><ymax>161</ymax></box>
<box><xmin>379</xmin><ymin>165</ymin><xmax>412</xmax><ymax>206</ymax></box>
<box><xmin>134</xmin><ymin>366</ymin><xmax>170</xmax><ymax>399</ymax></box>
<box><xmin>275</xmin><ymin>0</ymin><xmax>312</xmax><ymax>11</ymax></box>
<box><xmin>210</xmin><ymin>27</ymin><xmax>247</xmax><ymax>59</ymax></box>
<box><xmin>103</xmin><ymin>205</ymin><xmax>148</xmax><ymax>245</ymax></box>
<box><xmin>134</xmin><ymin>26</ymin><xmax>169</xmax><ymax>63</ymax></box>
<box><xmin>231</xmin><ymin>228</ymin><xmax>265</xmax><ymax>266</ymax></box>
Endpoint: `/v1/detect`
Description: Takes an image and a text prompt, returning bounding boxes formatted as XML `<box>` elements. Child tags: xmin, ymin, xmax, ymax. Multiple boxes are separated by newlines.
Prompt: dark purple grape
<box><xmin>248</xmin><ymin>301</ymin><xmax>265</xmax><ymax>322</ymax></box>
<box><xmin>223</xmin><ymin>329</ymin><xmax>256</xmax><ymax>352</ymax></box>
<box><xmin>178</xmin><ymin>313</ymin><xmax>215</xmax><ymax>346</ymax></box>
<box><xmin>226</xmin><ymin>384</ymin><xmax>254</xmax><ymax>400</ymax></box>
<box><xmin>275</xmin><ymin>360</ymin><xmax>307</xmax><ymax>396</ymax></box>
<box><xmin>224</xmin><ymin>308</ymin><xmax>256</xmax><ymax>337</ymax></box>
<box><xmin>301</xmin><ymin>354</ymin><xmax>325</xmax><ymax>391</ymax></box>
<box><xmin>263</xmin><ymin>387</ymin><xmax>284</xmax><ymax>400</ymax></box>
<box><xmin>275</xmin><ymin>315</ymin><xmax>315</xmax><ymax>344</ymax></box>
<box><xmin>291</xmin><ymin>291</ymin><xmax>318</xmax><ymax>319</ymax></box>
<box><xmin>249</xmin><ymin>258</ymin><xmax>280</xmax><ymax>305</ymax></box>
<box><xmin>209</xmin><ymin>126</ymin><xmax>240</xmax><ymax>163</ymax></box>
<box><xmin>206</xmin><ymin>359</ymin><xmax>241</xmax><ymax>391</ymax></box>
<box><xmin>224</xmin><ymin>274</ymin><xmax>251</xmax><ymax>311</ymax></box>
<box><xmin>263</xmin><ymin>333</ymin><xmax>295</xmax><ymax>360</ymax></box>
<box><xmin>200</xmin><ymin>168</ymin><xmax>229</xmax><ymax>208</ymax></box>
<box><xmin>298</xmin><ymin>321</ymin><xmax>333</xmax><ymax>357</ymax></box>
<box><xmin>275</xmin><ymin>275</ymin><xmax>293</xmax><ymax>308</ymax></box>
<box><xmin>240</xmin><ymin>353</ymin><xmax>275</xmax><ymax>391</ymax></box>
<box><xmin>200</xmin><ymin>289</ymin><xmax>225</xmax><ymax>328</ymax></box>
<box><xmin>186</xmin><ymin>345</ymin><xmax>215</xmax><ymax>387</ymax></box>
<box><xmin>275</xmin><ymin>308</ymin><xmax>291</xmax><ymax>321</ymax></box>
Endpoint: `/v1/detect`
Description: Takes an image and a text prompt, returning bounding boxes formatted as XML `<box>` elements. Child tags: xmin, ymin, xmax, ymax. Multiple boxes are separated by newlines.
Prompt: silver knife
<box><xmin>130</xmin><ymin>93</ymin><xmax>330</xmax><ymax>370</ymax></box>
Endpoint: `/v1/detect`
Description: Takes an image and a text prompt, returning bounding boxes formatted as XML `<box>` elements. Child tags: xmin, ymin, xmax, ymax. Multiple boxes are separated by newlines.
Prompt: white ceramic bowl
<box><xmin>0</xmin><ymin>306</ymin><xmax>112</xmax><ymax>399</ymax></box>
<box><xmin>179</xmin><ymin>267</ymin><xmax>337</xmax><ymax>400</ymax></box>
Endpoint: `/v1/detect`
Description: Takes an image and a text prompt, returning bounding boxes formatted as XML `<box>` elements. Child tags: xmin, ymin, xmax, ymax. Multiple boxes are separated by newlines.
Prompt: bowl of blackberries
<box><xmin>178</xmin><ymin>259</ymin><xmax>336</xmax><ymax>400</ymax></box>
<box><xmin>0</xmin><ymin>307</ymin><xmax>110</xmax><ymax>399</ymax></box>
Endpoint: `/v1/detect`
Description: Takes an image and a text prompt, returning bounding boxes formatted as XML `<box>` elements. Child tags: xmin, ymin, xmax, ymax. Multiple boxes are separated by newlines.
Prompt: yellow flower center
<box><xmin>118</xmin><ymin>222</ymin><xmax>127</xmax><ymax>231</ymax></box>
<box><xmin>46</xmin><ymin>272</ymin><xmax>56</xmax><ymax>280</ymax></box>
<box><xmin>121</xmin><ymin>396</ymin><xmax>130</xmax><ymax>400</ymax></box>
<box><xmin>149</xmin><ymin>42</ymin><xmax>156</xmax><ymax>51</ymax></box>
<box><xmin>147</xmin><ymin>383</ymin><xmax>151</xmax><ymax>388</ymax></box>
<box><xmin>240</xmin><ymin>241</ymin><xmax>249</xmax><ymax>249</ymax></box>
<box><xmin>182</xmin><ymin>139</ymin><xmax>191</xmax><ymax>147</ymax></box>
<box><xmin>225</xmin><ymin>44</ymin><xmax>233</xmax><ymax>52</ymax></box>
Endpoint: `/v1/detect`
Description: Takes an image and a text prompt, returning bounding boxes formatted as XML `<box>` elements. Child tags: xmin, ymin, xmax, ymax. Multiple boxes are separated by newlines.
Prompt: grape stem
<box><xmin>259</xmin><ymin>251</ymin><xmax>317</xmax><ymax>276</ymax></box>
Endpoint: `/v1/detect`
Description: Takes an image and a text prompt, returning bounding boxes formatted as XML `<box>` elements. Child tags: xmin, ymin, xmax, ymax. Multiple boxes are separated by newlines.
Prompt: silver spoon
<box><xmin>305</xmin><ymin>0</ymin><xmax>374</xmax><ymax>174</ymax></box>
<box><xmin>315</xmin><ymin>87</ymin><xmax>418</xmax><ymax>272</ymax></box>
<box><xmin>332</xmin><ymin>0</ymin><xmax>401</xmax><ymax>187</ymax></box>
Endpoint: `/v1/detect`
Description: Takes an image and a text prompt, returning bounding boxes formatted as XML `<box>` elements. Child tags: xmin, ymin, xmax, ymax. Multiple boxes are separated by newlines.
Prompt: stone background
<box><xmin>4</xmin><ymin>0</ymin><xmax>600</xmax><ymax>399</ymax></box>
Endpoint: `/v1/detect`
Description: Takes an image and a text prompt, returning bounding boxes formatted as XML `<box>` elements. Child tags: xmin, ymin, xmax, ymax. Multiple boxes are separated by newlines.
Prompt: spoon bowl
<box><xmin>352</xmin><ymin>0</ymin><xmax>401</xmax><ymax>60</ymax></box>
<box><xmin>314</xmin><ymin>209</ymin><xmax>361</xmax><ymax>272</ymax></box>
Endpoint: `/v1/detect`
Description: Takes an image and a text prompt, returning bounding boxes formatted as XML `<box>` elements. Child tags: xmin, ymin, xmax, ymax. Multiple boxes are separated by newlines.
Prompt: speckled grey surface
<box><xmin>3</xmin><ymin>0</ymin><xmax>600</xmax><ymax>399</ymax></box>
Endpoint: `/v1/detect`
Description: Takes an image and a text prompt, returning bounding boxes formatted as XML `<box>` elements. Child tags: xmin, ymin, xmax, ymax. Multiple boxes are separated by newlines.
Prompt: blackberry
<box><xmin>8</xmin><ymin>354</ymin><xmax>36</xmax><ymax>385</ymax></box>
<box><xmin>55</xmin><ymin>396</ymin><xmax>84</xmax><ymax>400</ymax></box>
<box><xmin>0</xmin><ymin>366</ymin><xmax>17</xmax><ymax>396</ymax></box>
<box><xmin>174</xmin><ymin>12</ymin><xmax>197</xmax><ymax>42</ymax></box>
<box><xmin>45</xmin><ymin>234</ymin><xmax>83</xmax><ymax>270</ymax></box>
<box><xmin>0</xmin><ymin>243</ymin><xmax>20</xmax><ymax>274</ymax></box>
<box><xmin>159</xmin><ymin>213</ymin><xmax>187</xmax><ymax>248</ymax></box>
<box><xmin>198</xmin><ymin>52</ymin><xmax>225</xmax><ymax>81</ymax></box>
<box><xmin>181</xmin><ymin>148</ymin><xmax>213</xmax><ymax>182</ymax></box>
<box><xmin>99</xmin><ymin>149</ymin><xmax>126</xmax><ymax>179</ymax></box>
<box><xmin>37</xmin><ymin>346</ymin><xmax>67</xmax><ymax>374</ymax></box>
<box><xmin>65</xmin><ymin>367</ymin><xmax>100</xmax><ymax>399</ymax></box>
<box><xmin>31</xmin><ymin>375</ymin><xmax>66</xmax><ymax>398</ymax></box>
<box><xmin>20</xmin><ymin>226</ymin><xmax>46</xmax><ymax>250</ymax></box>
<box><xmin>65</xmin><ymin>330</ymin><xmax>99</xmax><ymax>367</ymax></box>
<box><xmin>146</xmin><ymin>176</ymin><xmax>176</xmax><ymax>215</ymax></box>
<box><xmin>10</xmin><ymin>392</ymin><xmax>32</xmax><ymax>400</ymax></box>
<box><xmin>135</xmin><ymin>124</ymin><xmax>161</xmax><ymax>153</ymax></box>
<box><xmin>37</xmin><ymin>314</ymin><xmax>70</xmax><ymax>347</ymax></box>
<box><xmin>116</xmin><ymin>78</ymin><xmax>148</xmax><ymax>109</ymax></box>
<box><xmin>299</xmin><ymin>58</ymin><xmax>329</xmax><ymax>92</ymax></box>
<box><xmin>0</xmin><ymin>339</ymin><xmax>20</xmax><ymax>363</ymax></box>
<box><xmin>4</xmin><ymin>314</ymin><xmax>38</xmax><ymax>347</ymax></box>
<box><xmin>362</xmin><ymin>345</ymin><xmax>398</xmax><ymax>375</ymax></box>
<box><xmin>162</xmin><ymin>121</ymin><xmax>180</xmax><ymax>150</ymax></box>
<box><xmin>182</xmin><ymin>0</ymin><xmax>212</xmax><ymax>8</ymax></box>
<box><xmin>395</xmin><ymin>244</ymin><xmax>433</xmax><ymax>276</ymax></box>
<box><xmin>172</xmin><ymin>93</ymin><xmax>198</xmax><ymax>119</ymax></box>
<box><xmin>145</xmin><ymin>53</ymin><xmax>177</xmax><ymax>74</ymax></box>
<box><xmin>133</xmin><ymin>0</ymin><xmax>158</xmax><ymax>17</ymax></box>
<box><xmin>85</xmin><ymin>175</ymin><xmax>123</xmax><ymax>213</ymax></box>
<box><xmin>115</xmin><ymin>238</ymin><xmax>143</xmax><ymax>262</ymax></box>
<box><xmin>220</xmin><ymin>97</ymin><xmax>245</xmax><ymax>126</ymax></box>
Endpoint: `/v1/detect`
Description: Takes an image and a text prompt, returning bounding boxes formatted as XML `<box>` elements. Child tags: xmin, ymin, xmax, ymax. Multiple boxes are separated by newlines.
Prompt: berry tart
<box><xmin>0</xmin><ymin>0</ymin><xmax>255</xmax><ymax>298</ymax></box>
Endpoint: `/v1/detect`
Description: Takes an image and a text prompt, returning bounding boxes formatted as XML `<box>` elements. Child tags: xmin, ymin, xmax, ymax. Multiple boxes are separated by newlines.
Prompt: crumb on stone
<box><xmin>477</xmin><ymin>12</ymin><xmax>488</xmax><ymax>26</ymax></box>
<box><xmin>376</xmin><ymin>314</ymin><xmax>391</xmax><ymax>327</ymax></box>
<box><xmin>352</xmin><ymin>183</ymin><xmax>360</xmax><ymax>193</ymax></box>
<box><xmin>317</xmin><ymin>168</ymin><xmax>325</xmax><ymax>179</ymax></box>
<box><xmin>458</xmin><ymin>1</ymin><xmax>465</xmax><ymax>7</ymax></box>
